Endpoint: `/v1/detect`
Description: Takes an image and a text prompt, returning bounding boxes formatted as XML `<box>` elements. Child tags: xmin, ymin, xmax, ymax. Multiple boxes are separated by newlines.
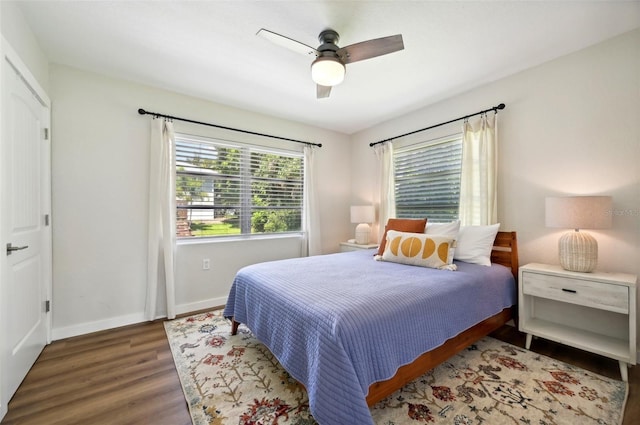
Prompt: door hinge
<box><xmin>45</xmin><ymin>214</ymin><xmax>50</xmax><ymax>226</ymax></box>
<box><xmin>45</xmin><ymin>300</ymin><xmax>51</xmax><ymax>313</ymax></box>
<box><xmin>43</xmin><ymin>128</ymin><xmax>49</xmax><ymax>140</ymax></box>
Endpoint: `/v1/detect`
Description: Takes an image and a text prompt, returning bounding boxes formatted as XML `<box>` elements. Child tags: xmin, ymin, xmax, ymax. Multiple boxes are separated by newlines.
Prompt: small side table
<box><xmin>519</xmin><ymin>263</ymin><xmax>637</xmax><ymax>381</ymax></box>
<box><xmin>339</xmin><ymin>242</ymin><xmax>378</xmax><ymax>252</ymax></box>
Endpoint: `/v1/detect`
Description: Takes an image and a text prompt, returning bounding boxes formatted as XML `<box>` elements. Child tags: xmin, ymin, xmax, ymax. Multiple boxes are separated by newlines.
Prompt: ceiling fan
<box><xmin>257</xmin><ymin>28</ymin><xmax>404</xmax><ymax>99</ymax></box>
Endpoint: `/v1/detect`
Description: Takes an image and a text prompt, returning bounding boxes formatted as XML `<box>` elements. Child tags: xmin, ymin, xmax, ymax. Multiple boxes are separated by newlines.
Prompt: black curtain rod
<box><xmin>369</xmin><ymin>103</ymin><xmax>505</xmax><ymax>147</ymax></box>
<box><xmin>138</xmin><ymin>108</ymin><xmax>322</xmax><ymax>148</ymax></box>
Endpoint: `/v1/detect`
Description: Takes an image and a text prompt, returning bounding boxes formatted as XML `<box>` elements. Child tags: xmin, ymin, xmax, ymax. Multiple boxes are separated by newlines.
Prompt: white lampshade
<box><xmin>350</xmin><ymin>206</ymin><xmax>375</xmax><ymax>245</ymax></box>
<box><xmin>311</xmin><ymin>56</ymin><xmax>345</xmax><ymax>86</ymax></box>
<box><xmin>545</xmin><ymin>196</ymin><xmax>612</xmax><ymax>230</ymax></box>
<box><xmin>545</xmin><ymin>196</ymin><xmax>612</xmax><ymax>272</ymax></box>
<box><xmin>350</xmin><ymin>206</ymin><xmax>375</xmax><ymax>224</ymax></box>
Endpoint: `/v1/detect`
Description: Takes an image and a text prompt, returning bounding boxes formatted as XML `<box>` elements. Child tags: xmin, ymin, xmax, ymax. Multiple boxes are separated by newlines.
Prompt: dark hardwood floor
<box><xmin>2</xmin><ymin>317</ymin><xmax>637</xmax><ymax>424</ymax></box>
<box><xmin>1</xmin><ymin>318</ymin><xmax>191</xmax><ymax>425</ymax></box>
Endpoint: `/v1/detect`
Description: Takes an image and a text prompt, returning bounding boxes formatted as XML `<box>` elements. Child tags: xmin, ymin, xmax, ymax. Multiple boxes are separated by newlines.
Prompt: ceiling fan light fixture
<box><xmin>311</xmin><ymin>56</ymin><xmax>345</xmax><ymax>86</ymax></box>
<box><xmin>258</xmin><ymin>27</ymin><xmax>403</xmax><ymax>98</ymax></box>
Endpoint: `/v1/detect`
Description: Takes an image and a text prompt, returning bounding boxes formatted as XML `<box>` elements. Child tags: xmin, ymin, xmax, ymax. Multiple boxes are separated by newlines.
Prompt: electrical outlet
<box><xmin>202</xmin><ymin>258</ymin><xmax>210</xmax><ymax>270</ymax></box>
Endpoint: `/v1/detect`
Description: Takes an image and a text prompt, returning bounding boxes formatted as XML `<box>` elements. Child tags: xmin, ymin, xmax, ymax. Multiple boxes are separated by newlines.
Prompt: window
<box><xmin>175</xmin><ymin>134</ymin><xmax>304</xmax><ymax>238</ymax></box>
<box><xmin>394</xmin><ymin>135</ymin><xmax>463</xmax><ymax>222</ymax></box>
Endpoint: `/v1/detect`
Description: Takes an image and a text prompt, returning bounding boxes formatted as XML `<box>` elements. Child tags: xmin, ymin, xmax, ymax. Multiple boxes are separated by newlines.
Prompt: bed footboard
<box><xmin>366</xmin><ymin>306</ymin><xmax>513</xmax><ymax>406</ymax></box>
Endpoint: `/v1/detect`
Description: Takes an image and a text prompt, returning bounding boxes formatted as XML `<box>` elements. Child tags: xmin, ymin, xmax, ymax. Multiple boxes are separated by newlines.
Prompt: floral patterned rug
<box><xmin>164</xmin><ymin>310</ymin><xmax>628</xmax><ymax>425</ymax></box>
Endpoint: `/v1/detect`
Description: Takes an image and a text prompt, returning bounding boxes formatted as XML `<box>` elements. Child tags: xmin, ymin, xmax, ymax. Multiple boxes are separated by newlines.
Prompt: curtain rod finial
<box><xmin>497</xmin><ymin>103</ymin><xmax>505</xmax><ymax>110</ymax></box>
<box><xmin>138</xmin><ymin>108</ymin><xmax>147</xmax><ymax>115</ymax></box>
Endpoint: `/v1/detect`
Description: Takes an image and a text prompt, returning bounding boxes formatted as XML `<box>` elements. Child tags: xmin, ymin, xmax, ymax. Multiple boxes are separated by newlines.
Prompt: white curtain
<box><xmin>146</xmin><ymin>118</ymin><xmax>176</xmax><ymax>320</ymax></box>
<box><xmin>374</xmin><ymin>142</ymin><xmax>395</xmax><ymax>242</ymax></box>
<box><xmin>459</xmin><ymin>113</ymin><xmax>498</xmax><ymax>226</ymax></box>
<box><xmin>302</xmin><ymin>145</ymin><xmax>321</xmax><ymax>256</ymax></box>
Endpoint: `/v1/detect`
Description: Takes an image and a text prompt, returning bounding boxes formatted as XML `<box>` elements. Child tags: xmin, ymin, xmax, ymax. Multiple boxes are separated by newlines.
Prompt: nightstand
<box><xmin>519</xmin><ymin>263</ymin><xmax>637</xmax><ymax>381</ymax></box>
<box><xmin>339</xmin><ymin>242</ymin><xmax>378</xmax><ymax>252</ymax></box>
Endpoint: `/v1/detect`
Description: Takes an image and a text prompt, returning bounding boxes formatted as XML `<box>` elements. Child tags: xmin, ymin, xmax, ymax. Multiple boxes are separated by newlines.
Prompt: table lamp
<box><xmin>350</xmin><ymin>206</ymin><xmax>375</xmax><ymax>245</ymax></box>
<box><xmin>545</xmin><ymin>196</ymin><xmax>612</xmax><ymax>272</ymax></box>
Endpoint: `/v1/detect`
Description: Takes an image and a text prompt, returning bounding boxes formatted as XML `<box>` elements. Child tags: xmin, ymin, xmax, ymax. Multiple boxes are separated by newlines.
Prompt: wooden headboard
<box><xmin>491</xmin><ymin>231</ymin><xmax>519</xmax><ymax>281</ymax></box>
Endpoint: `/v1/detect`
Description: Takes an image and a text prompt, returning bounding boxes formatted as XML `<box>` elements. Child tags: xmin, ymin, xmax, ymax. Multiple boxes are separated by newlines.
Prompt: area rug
<box><xmin>164</xmin><ymin>310</ymin><xmax>628</xmax><ymax>425</ymax></box>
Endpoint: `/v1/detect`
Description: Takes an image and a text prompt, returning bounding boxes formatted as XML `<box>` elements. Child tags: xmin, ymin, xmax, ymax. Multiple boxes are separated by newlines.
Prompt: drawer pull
<box><xmin>562</xmin><ymin>288</ymin><xmax>577</xmax><ymax>294</ymax></box>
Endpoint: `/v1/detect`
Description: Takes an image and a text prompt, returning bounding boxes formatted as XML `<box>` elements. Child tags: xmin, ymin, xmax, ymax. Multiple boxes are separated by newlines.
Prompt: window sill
<box><xmin>176</xmin><ymin>232</ymin><xmax>304</xmax><ymax>246</ymax></box>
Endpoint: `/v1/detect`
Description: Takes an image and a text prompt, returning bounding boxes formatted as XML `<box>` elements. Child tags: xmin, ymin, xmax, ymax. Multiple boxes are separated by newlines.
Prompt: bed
<box><xmin>223</xmin><ymin>231</ymin><xmax>518</xmax><ymax>425</ymax></box>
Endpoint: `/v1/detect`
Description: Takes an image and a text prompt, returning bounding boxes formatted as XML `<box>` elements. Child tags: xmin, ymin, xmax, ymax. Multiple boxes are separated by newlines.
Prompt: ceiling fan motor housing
<box><xmin>316</xmin><ymin>30</ymin><xmax>342</xmax><ymax>62</ymax></box>
<box><xmin>318</xmin><ymin>29</ymin><xmax>340</xmax><ymax>48</ymax></box>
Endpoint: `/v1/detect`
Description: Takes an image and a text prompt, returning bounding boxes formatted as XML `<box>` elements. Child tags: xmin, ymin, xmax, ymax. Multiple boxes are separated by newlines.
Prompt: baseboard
<box><xmin>52</xmin><ymin>312</ymin><xmax>147</xmax><ymax>340</ymax></box>
<box><xmin>175</xmin><ymin>296</ymin><xmax>227</xmax><ymax>316</ymax></box>
<box><xmin>1</xmin><ymin>401</ymin><xmax>7</xmax><ymax>423</ymax></box>
<box><xmin>51</xmin><ymin>296</ymin><xmax>228</xmax><ymax>341</ymax></box>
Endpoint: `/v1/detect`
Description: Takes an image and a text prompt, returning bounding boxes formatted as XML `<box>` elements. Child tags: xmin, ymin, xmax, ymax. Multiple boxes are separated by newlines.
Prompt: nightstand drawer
<box><xmin>522</xmin><ymin>271</ymin><xmax>628</xmax><ymax>314</ymax></box>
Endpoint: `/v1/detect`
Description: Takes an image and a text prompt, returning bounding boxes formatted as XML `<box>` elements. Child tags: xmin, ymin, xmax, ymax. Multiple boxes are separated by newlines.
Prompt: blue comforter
<box><xmin>223</xmin><ymin>249</ymin><xmax>516</xmax><ymax>425</ymax></box>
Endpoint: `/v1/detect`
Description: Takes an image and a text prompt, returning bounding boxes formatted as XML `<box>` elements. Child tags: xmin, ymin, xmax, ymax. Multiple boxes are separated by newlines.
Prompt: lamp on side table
<box><xmin>545</xmin><ymin>196</ymin><xmax>612</xmax><ymax>273</ymax></box>
<box><xmin>350</xmin><ymin>205</ymin><xmax>375</xmax><ymax>245</ymax></box>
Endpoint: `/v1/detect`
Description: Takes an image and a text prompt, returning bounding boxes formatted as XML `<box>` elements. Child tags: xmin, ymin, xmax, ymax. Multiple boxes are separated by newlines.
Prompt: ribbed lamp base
<box><xmin>558</xmin><ymin>230</ymin><xmax>597</xmax><ymax>273</ymax></box>
<box><xmin>355</xmin><ymin>223</ymin><xmax>371</xmax><ymax>245</ymax></box>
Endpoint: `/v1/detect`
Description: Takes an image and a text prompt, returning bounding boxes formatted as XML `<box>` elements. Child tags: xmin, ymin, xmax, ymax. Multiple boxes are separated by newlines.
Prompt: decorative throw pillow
<box><xmin>376</xmin><ymin>218</ymin><xmax>427</xmax><ymax>256</ymax></box>
<box><xmin>425</xmin><ymin>220</ymin><xmax>461</xmax><ymax>265</ymax></box>
<box><xmin>381</xmin><ymin>230</ymin><xmax>456</xmax><ymax>270</ymax></box>
<box><xmin>453</xmin><ymin>223</ymin><xmax>500</xmax><ymax>266</ymax></box>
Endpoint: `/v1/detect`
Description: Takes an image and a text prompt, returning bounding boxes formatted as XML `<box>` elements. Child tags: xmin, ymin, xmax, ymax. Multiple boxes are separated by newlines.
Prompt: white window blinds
<box><xmin>175</xmin><ymin>135</ymin><xmax>304</xmax><ymax>238</ymax></box>
<box><xmin>394</xmin><ymin>135</ymin><xmax>463</xmax><ymax>222</ymax></box>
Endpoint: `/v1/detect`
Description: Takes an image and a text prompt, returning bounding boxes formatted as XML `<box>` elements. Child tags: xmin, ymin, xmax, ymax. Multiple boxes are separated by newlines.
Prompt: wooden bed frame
<box><xmin>367</xmin><ymin>230</ymin><xmax>519</xmax><ymax>405</ymax></box>
<box><xmin>230</xmin><ymin>231</ymin><xmax>519</xmax><ymax>407</ymax></box>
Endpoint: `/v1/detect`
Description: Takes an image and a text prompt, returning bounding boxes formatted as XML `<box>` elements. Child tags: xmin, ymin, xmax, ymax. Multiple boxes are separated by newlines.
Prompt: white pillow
<box><xmin>425</xmin><ymin>220</ymin><xmax>461</xmax><ymax>236</ymax></box>
<box><xmin>453</xmin><ymin>224</ymin><xmax>500</xmax><ymax>266</ymax></box>
<box><xmin>425</xmin><ymin>220</ymin><xmax>460</xmax><ymax>264</ymax></box>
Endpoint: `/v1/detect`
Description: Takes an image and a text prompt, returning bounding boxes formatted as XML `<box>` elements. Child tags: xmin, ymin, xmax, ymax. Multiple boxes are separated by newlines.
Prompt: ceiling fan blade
<box><xmin>317</xmin><ymin>84</ymin><xmax>332</xmax><ymax>99</ymax></box>
<box><xmin>257</xmin><ymin>28</ymin><xmax>318</xmax><ymax>57</ymax></box>
<box><xmin>337</xmin><ymin>34</ymin><xmax>404</xmax><ymax>64</ymax></box>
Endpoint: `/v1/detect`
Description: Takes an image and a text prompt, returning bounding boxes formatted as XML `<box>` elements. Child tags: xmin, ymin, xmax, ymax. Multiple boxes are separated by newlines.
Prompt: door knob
<box><xmin>6</xmin><ymin>243</ymin><xmax>28</xmax><ymax>255</ymax></box>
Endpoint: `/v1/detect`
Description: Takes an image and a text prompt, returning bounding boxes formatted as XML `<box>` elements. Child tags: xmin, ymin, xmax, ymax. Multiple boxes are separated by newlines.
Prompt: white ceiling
<box><xmin>16</xmin><ymin>1</ymin><xmax>640</xmax><ymax>134</ymax></box>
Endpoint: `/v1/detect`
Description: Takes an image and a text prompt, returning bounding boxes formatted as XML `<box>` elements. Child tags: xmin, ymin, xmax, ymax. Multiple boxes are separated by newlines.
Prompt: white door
<box><xmin>0</xmin><ymin>46</ymin><xmax>52</xmax><ymax>418</ymax></box>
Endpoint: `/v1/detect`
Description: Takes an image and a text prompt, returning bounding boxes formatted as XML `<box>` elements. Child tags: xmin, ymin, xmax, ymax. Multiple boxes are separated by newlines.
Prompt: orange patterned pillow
<box><xmin>376</xmin><ymin>218</ymin><xmax>427</xmax><ymax>256</ymax></box>
<box><xmin>381</xmin><ymin>231</ymin><xmax>456</xmax><ymax>270</ymax></box>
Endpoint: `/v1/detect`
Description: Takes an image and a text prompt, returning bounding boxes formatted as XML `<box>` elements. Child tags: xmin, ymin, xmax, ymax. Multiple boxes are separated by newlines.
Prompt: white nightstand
<box><xmin>339</xmin><ymin>242</ymin><xmax>378</xmax><ymax>252</ymax></box>
<box><xmin>519</xmin><ymin>263</ymin><xmax>637</xmax><ymax>381</ymax></box>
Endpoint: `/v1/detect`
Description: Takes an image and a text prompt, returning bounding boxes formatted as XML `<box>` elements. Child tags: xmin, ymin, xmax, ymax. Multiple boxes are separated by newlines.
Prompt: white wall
<box><xmin>0</xmin><ymin>1</ymin><xmax>48</xmax><ymax>91</ymax></box>
<box><xmin>351</xmin><ymin>29</ymin><xmax>640</xmax><ymax>339</ymax></box>
<box><xmin>49</xmin><ymin>65</ymin><xmax>351</xmax><ymax>339</ymax></box>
